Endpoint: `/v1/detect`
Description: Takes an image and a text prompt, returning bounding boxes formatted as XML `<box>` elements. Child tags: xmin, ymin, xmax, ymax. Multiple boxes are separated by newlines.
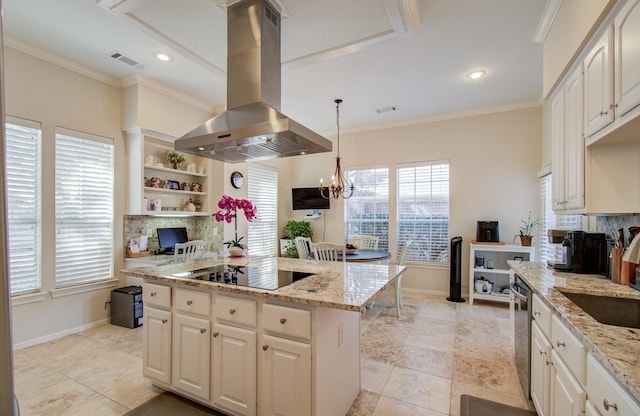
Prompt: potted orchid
<box><xmin>519</xmin><ymin>211</ymin><xmax>540</xmax><ymax>246</ymax></box>
<box><xmin>213</xmin><ymin>195</ymin><xmax>257</xmax><ymax>256</ymax></box>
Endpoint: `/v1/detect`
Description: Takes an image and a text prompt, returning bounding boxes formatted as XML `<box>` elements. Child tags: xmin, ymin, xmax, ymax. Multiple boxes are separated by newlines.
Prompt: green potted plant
<box><xmin>283</xmin><ymin>220</ymin><xmax>313</xmax><ymax>257</ymax></box>
<box><xmin>166</xmin><ymin>150</ymin><xmax>186</xmax><ymax>169</ymax></box>
<box><xmin>519</xmin><ymin>211</ymin><xmax>540</xmax><ymax>246</ymax></box>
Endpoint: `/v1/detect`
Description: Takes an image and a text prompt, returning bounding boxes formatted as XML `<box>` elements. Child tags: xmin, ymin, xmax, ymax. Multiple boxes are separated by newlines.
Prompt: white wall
<box><xmin>4</xmin><ymin>47</ymin><xmax>125</xmax><ymax>346</ymax></box>
<box><xmin>287</xmin><ymin>107</ymin><xmax>542</xmax><ymax>293</ymax></box>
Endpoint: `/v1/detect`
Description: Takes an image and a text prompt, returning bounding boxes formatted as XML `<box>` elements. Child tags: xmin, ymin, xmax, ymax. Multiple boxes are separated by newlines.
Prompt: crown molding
<box><xmin>533</xmin><ymin>0</ymin><xmax>563</xmax><ymax>43</ymax></box>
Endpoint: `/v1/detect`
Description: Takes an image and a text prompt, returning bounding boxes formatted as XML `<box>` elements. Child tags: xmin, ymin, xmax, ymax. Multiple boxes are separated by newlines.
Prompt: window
<box><xmin>344</xmin><ymin>168</ymin><xmax>389</xmax><ymax>250</ymax></box>
<box><xmin>5</xmin><ymin>117</ymin><xmax>42</xmax><ymax>295</ymax></box>
<box><xmin>248</xmin><ymin>164</ymin><xmax>278</xmax><ymax>256</ymax></box>
<box><xmin>397</xmin><ymin>161</ymin><xmax>450</xmax><ymax>262</ymax></box>
<box><xmin>55</xmin><ymin>128</ymin><xmax>114</xmax><ymax>287</ymax></box>
<box><xmin>538</xmin><ymin>173</ymin><xmax>582</xmax><ymax>264</ymax></box>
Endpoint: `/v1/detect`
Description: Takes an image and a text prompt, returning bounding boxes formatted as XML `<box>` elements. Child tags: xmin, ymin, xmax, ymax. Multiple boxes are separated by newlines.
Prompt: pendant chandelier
<box><xmin>320</xmin><ymin>99</ymin><xmax>354</xmax><ymax>199</ymax></box>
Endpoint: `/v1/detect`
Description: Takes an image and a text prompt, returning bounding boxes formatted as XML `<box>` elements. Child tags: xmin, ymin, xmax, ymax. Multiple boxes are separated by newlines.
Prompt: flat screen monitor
<box><xmin>157</xmin><ymin>227</ymin><xmax>188</xmax><ymax>253</ymax></box>
<box><xmin>292</xmin><ymin>187</ymin><xmax>330</xmax><ymax>210</ymax></box>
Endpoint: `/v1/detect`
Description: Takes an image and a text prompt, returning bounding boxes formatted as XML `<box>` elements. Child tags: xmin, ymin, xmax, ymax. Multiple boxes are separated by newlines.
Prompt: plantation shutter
<box><xmin>5</xmin><ymin>117</ymin><xmax>41</xmax><ymax>295</ymax></box>
<box><xmin>344</xmin><ymin>168</ymin><xmax>389</xmax><ymax>250</ymax></box>
<box><xmin>55</xmin><ymin>128</ymin><xmax>114</xmax><ymax>287</ymax></box>
<box><xmin>248</xmin><ymin>164</ymin><xmax>278</xmax><ymax>256</ymax></box>
<box><xmin>397</xmin><ymin>161</ymin><xmax>450</xmax><ymax>262</ymax></box>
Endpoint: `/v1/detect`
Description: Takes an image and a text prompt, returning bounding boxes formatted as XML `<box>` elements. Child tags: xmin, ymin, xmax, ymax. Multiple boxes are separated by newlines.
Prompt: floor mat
<box><xmin>460</xmin><ymin>394</ymin><xmax>537</xmax><ymax>416</ymax></box>
<box><xmin>125</xmin><ymin>392</ymin><xmax>226</xmax><ymax>416</ymax></box>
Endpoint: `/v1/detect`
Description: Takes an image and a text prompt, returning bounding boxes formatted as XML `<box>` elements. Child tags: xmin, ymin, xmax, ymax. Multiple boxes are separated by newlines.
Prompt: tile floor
<box><xmin>12</xmin><ymin>290</ymin><xmax>528</xmax><ymax>416</ymax></box>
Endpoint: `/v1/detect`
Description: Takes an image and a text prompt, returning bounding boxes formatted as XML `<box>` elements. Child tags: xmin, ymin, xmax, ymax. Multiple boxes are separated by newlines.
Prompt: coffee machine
<box><xmin>551</xmin><ymin>231</ymin><xmax>608</xmax><ymax>275</ymax></box>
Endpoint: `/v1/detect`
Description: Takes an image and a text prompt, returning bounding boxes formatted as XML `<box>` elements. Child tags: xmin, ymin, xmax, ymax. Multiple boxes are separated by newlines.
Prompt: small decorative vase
<box><xmin>520</xmin><ymin>235</ymin><xmax>532</xmax><ymax>246</ymax></box>
<box><xmin>228</xmin><ymin>246</ymin><xmax>244</xmax><ymax>257</ymax></box>
<box><xmin>171</xmin><ymin>162</ymin><xmax>178</xmax><ymax>169</ymax></box>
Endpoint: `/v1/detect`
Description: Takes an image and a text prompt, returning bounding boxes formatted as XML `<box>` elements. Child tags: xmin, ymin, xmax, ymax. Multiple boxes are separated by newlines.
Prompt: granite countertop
<box><xmin>122</xmin><ymin>255</ymin><xmax>405</xmax><ymax>312</ymax></box>
<box><xmin>509</xmin><ymin>261</ymin><xmax>640</xmax><ymax>403</ymax></box>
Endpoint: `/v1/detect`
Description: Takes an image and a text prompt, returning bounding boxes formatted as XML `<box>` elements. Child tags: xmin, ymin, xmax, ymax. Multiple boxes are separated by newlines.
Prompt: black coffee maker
<box><xmin>559</xmin><ymin>231</ymin><xmax>608</xmax><ymax>275</ymax></box>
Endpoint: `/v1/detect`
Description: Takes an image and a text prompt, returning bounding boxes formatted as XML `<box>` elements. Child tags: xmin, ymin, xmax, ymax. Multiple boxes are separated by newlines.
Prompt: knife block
<box><xmin>620</xmin><ymin>260</ymin><xmax>638</xmax><ymax>285</ymax></box>
<box><xmin>611</xmin><ymin>247</ymin><xmax>624</xmax><ymax>283</ymax></box>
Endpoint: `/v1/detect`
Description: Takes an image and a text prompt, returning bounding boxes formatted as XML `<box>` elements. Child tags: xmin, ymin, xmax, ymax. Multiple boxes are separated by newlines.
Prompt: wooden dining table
<box><xmin>337</xmin><ymin>250</ymin><xmax>392</xmax><ymax>262</ymax></box>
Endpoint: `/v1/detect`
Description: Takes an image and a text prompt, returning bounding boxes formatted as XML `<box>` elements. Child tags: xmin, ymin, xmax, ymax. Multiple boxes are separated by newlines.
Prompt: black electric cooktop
<box><xmin>169</xmin><ymin>265</ymin><xmax>315</xmax><ymax>291</ymax></box>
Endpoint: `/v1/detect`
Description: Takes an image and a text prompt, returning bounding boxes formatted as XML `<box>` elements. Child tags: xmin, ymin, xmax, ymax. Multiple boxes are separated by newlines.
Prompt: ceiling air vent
<box><xmin>107</xmin><ymin>50</ymin><xmax>144</xmax><ymax>69</ymax></box>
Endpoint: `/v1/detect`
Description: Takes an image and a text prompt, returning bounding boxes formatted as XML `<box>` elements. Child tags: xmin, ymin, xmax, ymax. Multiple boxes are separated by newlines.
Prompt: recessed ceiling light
<box><xmin>153</xmin><ymin>52</ymin><xmax>173</xmax><ymax>62</ymax></box>
<box><xmin>466</xmin><ymin>70</ymin><xmax>486</xmax><ymax>80</ymax></box>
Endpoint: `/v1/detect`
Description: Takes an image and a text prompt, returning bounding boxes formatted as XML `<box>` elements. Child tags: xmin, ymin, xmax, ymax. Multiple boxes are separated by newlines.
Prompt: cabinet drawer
<box><xmin>552</xmin><ymin>314</ymin><xmax>586</xmax><ymax>384</ymax></box>
<box><xmin>532</xmin><ymin>294</ymin><xmax>553</xmax><ymax>338</ymax></box>
<box><xmin>263</xmin><ymin>304</ymin><xmax>311</xmax><ymax>341</ymax></box>
<box><xmin>143</xmin><ymin>283</ymin><xmax>171</xmax><ymax>309</ymax></box>
<box><xmin>174</xmin><ymin>288</ymin><xmax>211</xmax><ymax>317</ymax></box>
<box><xmin>215</xmin><ymin>295</ymin><xmax>256</xmax><ymax>327</ymax></box>
<box><xmin>586</xmin><ymin>354</ymin><xmax>640</xmax><ymax>415</ymax></box>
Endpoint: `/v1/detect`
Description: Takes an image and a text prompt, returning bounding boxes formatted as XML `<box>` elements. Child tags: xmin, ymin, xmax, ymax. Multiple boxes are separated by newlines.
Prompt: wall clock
<box><xmin>230</xmin><ymin>171</ymin><xmax>244</xmax><ymax>189</ymax></box>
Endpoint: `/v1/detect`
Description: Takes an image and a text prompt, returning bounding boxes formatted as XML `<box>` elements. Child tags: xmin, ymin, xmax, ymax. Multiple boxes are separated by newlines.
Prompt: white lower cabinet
<box><xmin>173</xmin><ymin>313</ymin><xmax>211</xmax><ymax>400</ymax></box>
<box><xmin>212</xmin><ymin>322</ymin><xmax>257</xmax><ymax>416</ymax></box>
<box><xmin>531</xmin><ymin>321</ymin><xmax>552</xmax><ymax>416</ymax></box>
<box><xmin>261</xmin><ymin>334</ymin><xmax>311</xmax><ymax>416</ymax></box>
<box><xmin>550</xmin><ymin>350</ymin><xmax>586</xmax><ymax>416</ymax></box>
<box><xmin>586</xmin><ymin>353</ymin><xmax>640</xmax><ymax>415</ymax></box>
<box><xmin>585</xmin><ymin>400</ymin><xmax>600</xmax><ymax>416</ymax></box>
<box><xmin>143</xmin><ymin>307</ymin><xmax>172</xmax><ymax>384</ymax></box>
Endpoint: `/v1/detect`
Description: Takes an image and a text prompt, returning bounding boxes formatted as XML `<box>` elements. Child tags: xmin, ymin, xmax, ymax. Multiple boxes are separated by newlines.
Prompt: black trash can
<box><xmin>447</xmin><ymin>236</ymin><xmax>465</xmax><ymax>302</ymax></box>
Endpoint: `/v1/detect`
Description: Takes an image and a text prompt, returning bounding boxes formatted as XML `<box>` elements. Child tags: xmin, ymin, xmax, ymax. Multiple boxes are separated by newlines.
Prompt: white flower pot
<box><xmin>228</xmin><ymin>246</ymin><xmax>244</xmax><ymax>257</ymax></box>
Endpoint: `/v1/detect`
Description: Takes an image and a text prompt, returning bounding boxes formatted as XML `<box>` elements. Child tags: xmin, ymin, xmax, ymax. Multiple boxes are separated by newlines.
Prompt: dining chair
<box><xmin>352</xmin><ymin>235</ymin><xmax>379</xmax><ymax>250</ymax></box>
<box><xmin>312</xmin><ymin>242</ymin><xmax>343</xmax><ymax>261</ymax></box>
<box><xmin>294</xmin><ymin>236</ymin><xmax>313</xmax><ymax>259</ymax></box>
<box><xmin>395</xmin><ymin>240</ymin><xmax>412</xmax><ymax>312</ymax></box>
<box><xmin>174</xmin><ymin>240</ymin><xmax>207</xmax><ymax>262</ymax></box>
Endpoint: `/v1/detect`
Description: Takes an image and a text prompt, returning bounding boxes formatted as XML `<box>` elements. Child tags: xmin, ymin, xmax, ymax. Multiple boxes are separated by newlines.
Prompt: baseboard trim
<box><xmin>13</xmin><ymin>318</ymin><xmax>110</xmax><ymax>350</ymax></box>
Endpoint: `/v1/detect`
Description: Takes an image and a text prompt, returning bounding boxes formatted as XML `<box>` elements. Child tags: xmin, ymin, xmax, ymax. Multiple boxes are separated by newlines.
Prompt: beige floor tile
<box><xmin>361</xmin><ymin>359</ymin><xmax>394</xmax><ymax>394</ymax></box>
<box><xmin>372</xmin><ymin>396</ymin><xmax>447</xmax><ymax>416</ymax></box>
<box><xmin>382</xmin><ymin>366</ymin><xmax>452</xmax><ymax>415</ymax></box>
<box><xmin>22</xmin><ymin>334</ymin><xmax>110</xmax><ymax>364</ymax></box>
<box><xmin>18</xmin><ymin>377</ymin><xmax>99</xmax><ymax>416</ymax></box>
<box><xmin>452</xmin><ymin>354</ymin><xmax>520</xmax><ymax>392</ymax></box>
<box><xmin>103</xmin><ymin>377</ymin><xmax>163</xmax><ymax>409</ymax></box>
<box><xmin>60</xmin><ymin>395</ymin><xmax>129</xmax><ymax>416</ymax></box>
<box><xmin>72</xmin><ymin>353</ymin><xmax>143</xmax><ymax>394</ymax></box>
<box><xmin>395</xmin><ymin>344</ymin><xmax>453</xmax><ymax>379</ymax></box>
<box><xmin>346</xmin><ymin>390</ymin><xmax>379</xmax><ymax>416</ymax></box>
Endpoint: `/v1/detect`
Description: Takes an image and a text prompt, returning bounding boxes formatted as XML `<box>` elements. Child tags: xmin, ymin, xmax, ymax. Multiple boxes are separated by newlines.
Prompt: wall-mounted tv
<box><xmin>292</xmin><ymin>187</ymin><xmax>330</xmax><ymax>210</ymax></box>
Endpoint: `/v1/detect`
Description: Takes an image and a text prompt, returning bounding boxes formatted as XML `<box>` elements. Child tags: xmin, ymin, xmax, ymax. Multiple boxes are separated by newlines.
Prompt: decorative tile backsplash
<box><xmin>124</xmin><ymin>215</ymin><xmax>224</xmax><ymax>254</ymax></box>
<box><xmin>596</xmin><ymin>215</ymin><xmax>640</xmax><ymax>246</ymax></box>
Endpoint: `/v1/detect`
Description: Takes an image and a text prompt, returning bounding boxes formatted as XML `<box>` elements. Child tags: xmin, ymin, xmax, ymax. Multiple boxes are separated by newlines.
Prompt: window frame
<box><xmin>248</xmin><ymin>164</ymin><xmax>278</xmax><ymax>257</ymax></box>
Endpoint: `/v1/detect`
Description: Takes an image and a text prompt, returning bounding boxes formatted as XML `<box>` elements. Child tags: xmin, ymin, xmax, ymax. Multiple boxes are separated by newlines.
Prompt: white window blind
<box><xmin>538</xmin><ymin>173</ymin><xmax>582</xmax><ymax>264</ymax></box>
<box><xmin>344</xmin><ymin>168</ymin><xmax>389</xmax><ymax>250</ymax></box>
<box><xmin>5</xmin><ymin>117</ymin><xmax>42</xmax><ymax>295</ymax></box>
<box><xmin>248</xmin><ymin>164</ymin><xmax>278</xmax><ymax>256</ymax></box>
<box><xmin>55</xmin><ymin>129</ymin><xmax>114</xmax><ymax>287</ymax></box>
<box><xmin>397</xmin><ymin>161</ymin><xmax>450</xmax><ymax>262</ymax></box>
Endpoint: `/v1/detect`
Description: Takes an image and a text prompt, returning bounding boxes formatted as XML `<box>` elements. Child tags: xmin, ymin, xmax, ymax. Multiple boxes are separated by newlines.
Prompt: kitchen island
<box><xmin>510</xmin><ymin>261</ymin><xmax>640</xmax><ymax>413</ymax></box>
<box><xmin>123</xmin><ymin>255</ymin><xmax>406</xmax><ymax>416</ymax></box>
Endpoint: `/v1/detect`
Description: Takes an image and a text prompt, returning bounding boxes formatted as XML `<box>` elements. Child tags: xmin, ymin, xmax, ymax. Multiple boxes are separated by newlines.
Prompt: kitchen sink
<box><xmin>558</xmin><ymin>290</ymin><xmax>640</xmax><ymax>329</ymax></box>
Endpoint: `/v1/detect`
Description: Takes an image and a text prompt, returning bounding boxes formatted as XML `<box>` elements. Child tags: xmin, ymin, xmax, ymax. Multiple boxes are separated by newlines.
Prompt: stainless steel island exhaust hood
<box><xmin>174</xmin><ymin>0</ymin><xmax>332</xmax><ymax>163</ymax></box>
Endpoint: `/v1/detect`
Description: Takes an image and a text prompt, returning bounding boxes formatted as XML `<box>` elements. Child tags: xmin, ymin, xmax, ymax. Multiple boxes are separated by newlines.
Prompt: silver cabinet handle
<box><xmin>262</xmin><ymin>345</ymin><xmax>269</xmax><ymax>351</ymax></box>
<box><xmin>603</xmin><ymin>398</ymin><xmax>618</xmax><ymax>411</ymax></box>
<box><xmin>539</xmin><ymin>350</ymin><xmax>547</xmax><ymax>356</ymax></box>
<box><xmin>161</xmin><ymin>319</ymin><xmax>168</xmax><ymax>324</ymax></box>
<box><xmin>280</xmin><ymin>318</ymin><xmax>287</xmax><ymax>324</ymax></box>
<box><xmin>546</xmin><ymin>360</ymin><xmax>553</xmax><ymax>366</ymax></box>
<box><xmin>556</xmin><ymin>341</ymin><xmax>565</xmax><ymax>347</ymax></box>
<box><xmin>600</xmin><ymin>111</ymin><xmax>608</xmax><ymax>116</ymax></box>
<box><xmin>200</xmin><ymin>328</ymin><xmax>206</xmax><ymax>334</ymax></box>
<box><xmin>212</xmin><ymin>332</ymin><xmax>219</xmax><ymax>337</ymax></box>
<box><xmin>229</xmin><ymin>308</ymin><xmax>236</xmax><ymax>315</ymax></box>
<box><xmin>186</xmin><ymin>300</ymin><xmax>193</xmax><ymax>305</ymax></box>
<box><xmin>533</xmin><ymin>311</ymin><xmax>541</xmax><ymax>316</ymax></box>
<box><xmin>150</xmin><ymin>292</ymin><xmax>156</xmax><ymax>297</ymax></box>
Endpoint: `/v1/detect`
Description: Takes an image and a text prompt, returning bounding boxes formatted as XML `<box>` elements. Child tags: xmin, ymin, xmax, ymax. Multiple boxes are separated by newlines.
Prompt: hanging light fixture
<box><xmin>320</xmin><ymin>99</ymin><xmax>354</xmax><ymax>199</ymax></box>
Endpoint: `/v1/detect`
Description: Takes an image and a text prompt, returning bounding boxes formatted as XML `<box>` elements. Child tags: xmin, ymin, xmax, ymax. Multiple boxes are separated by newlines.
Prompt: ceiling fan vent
<box><xmin>107</xmin><ymin>50</ymin><xmax>144</xmax><ymax>69</ymax></box>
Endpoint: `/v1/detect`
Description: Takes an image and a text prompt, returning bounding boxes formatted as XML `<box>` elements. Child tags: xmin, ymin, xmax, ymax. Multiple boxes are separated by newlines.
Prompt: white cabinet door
<box><xmin>531</xmin><ymin>322</ymin><xmax>552</xmax><ymax>416</ymax></box>
<box><xmin>551</xmin><ymin>90</ymin><xmax>566</xmax><ymax>210</ymax></box>
<box><xmin>173</xmin><ymin>313</ymin><xmax>211</xmax><ymax>400</ymax></box>
<box><xmin>585</xmin><ymin>400</ymin><xmax>600</xmax><ymax>416</ymax></box>
<box><xmin>550</xmin><ymin>350</ymin><xmax>586</xmax><ymax>416</ymax></box>
<box><xmin>212</xmin><ymin>323</ymin><xmax>257</xmax><ymax>416</ymax></box>
<box><xmin>564</xmin><ymin>66</ymin><xmax>585</xmax><ymax>210</ymax></box>
<box><xmin>584</xmin><ymin>25</ymin><xmax>614</xmax><ymax>137</ymax></box>
<box><xmin>143</xmin><ymin>307</ymin><xmax>172</xmax><ymax>384</ymax></box>
<box><xmin>261</xmin><ymin>334</ymin><xmax>311</xmax><ymax>416</ymax></box>
<box><xmin>615</xmin><ymin>0</ymin><xmax>640</xmax><ymax>116</ymax></box>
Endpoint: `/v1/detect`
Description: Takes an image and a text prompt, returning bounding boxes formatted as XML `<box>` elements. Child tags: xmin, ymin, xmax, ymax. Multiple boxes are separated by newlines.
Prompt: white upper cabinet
<box><xmin>615</xmin><ymin>0</ymin><xmax>640</xmax><ymax>116</ymax></box>
<box><xmin>584</xmin><ymin>26</ymin><xmax>614</xmax><ymax>137</ymax></box>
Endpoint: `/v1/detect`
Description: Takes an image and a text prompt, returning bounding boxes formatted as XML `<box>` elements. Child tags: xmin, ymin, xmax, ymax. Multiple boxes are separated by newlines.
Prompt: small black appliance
<box><xmin>111</xmin><ymin>286</ymin><xmax>143</xmax><ymax>328</ymax></box>
<box><xmin>554</xmin><ymin>231</ymin><xmax>608</xmax><ymax>275</ymax></box>
<box><xmin>476</xmin><ymin>221</ymin><xmax>499</xmax><ymax>243</ymax></box>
